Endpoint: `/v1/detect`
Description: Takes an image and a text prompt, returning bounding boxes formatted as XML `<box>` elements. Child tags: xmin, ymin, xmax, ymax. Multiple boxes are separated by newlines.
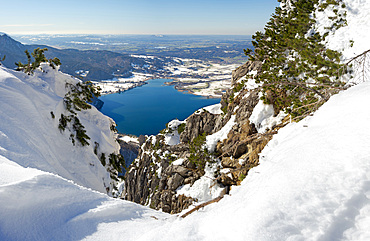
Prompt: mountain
<box><xmin>1</xmin><ymin>0</ymin><xmax>370</xmax><ymax>240</ymax></box>
<box><xmin>0</xmin><ymin>34</ymin><xmax>171</xmax><ymax>81</ymax></box>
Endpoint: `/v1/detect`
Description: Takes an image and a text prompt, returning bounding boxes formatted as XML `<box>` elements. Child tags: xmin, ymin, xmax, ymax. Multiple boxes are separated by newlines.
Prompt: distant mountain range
<box><xmin>0</xmin><ymin>33</ymin><xmax>171</xmax><ymax>81</ymax></box>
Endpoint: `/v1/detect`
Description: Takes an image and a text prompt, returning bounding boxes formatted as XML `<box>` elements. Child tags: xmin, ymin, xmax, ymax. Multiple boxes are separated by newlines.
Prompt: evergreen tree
<box><xmin>15</xmin><ymin>48</ymin><xmax>61</xmax><ymax>74</ymax></box>
<box><xmin>244</xmin><ymin>0</ymin><xmax>348</xmax><ymax>119</ymax></box>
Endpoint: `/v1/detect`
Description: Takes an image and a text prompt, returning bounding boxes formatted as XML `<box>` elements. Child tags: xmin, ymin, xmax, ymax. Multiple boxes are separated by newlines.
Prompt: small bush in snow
<box><xmin>189</xmin><ymin>132</ymin><xmax>213</xmax><ymax>170</ymax></box>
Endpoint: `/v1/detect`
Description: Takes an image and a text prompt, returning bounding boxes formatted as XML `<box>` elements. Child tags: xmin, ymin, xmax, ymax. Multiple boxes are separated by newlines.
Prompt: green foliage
<box><xmin>244</xmin><ymin>0</ymin><xmax>348</xmax><ymax>120</ymax></box>
<box><xmin>110</xmin><ymin>123</ymin><xmax>117</xmax><ymax>133</ymax></box>
<box><xmin>58</xmin><ymin>114</ymin><xmax>71</xmax><ymax>132</ymax></box>
<box><xmin>233</xmin><ymin>80</ymin><xmax>245</xmax><ymax>93</ymax></box>
<box><xmin>165</xmin><ymin>153</ymin><xmax>177</xmax><ymax>165</ymax></box>
<box><xmin>72</xmin><ymin>116</ymin><xmax>90</xmax><ymax>146</ymax></box>
<box><xmin>15</xmin><ymin>48</ymin><xmax>61</xmax><ymax>75</ymax></box>
<box><xmin>188</xmin><ymin>132</ymin><xmax>213</xmax><ymax>170</ymax></box>
<box><xmin>109</xmin><ymin>153</ymin><xmax>125</xmax><ymax>173</ymax></box>
<box><xmin>177</xmin><ymin>123</ymin><xmax>186</xmax><ymax>134</ymax></box>
<box><xmin>221</xmin><ymin>105</ymin><xmax>228</xmax><ymax>114</ymax></box>
<box><xmin>94</xmin><ymin>142</ymin><xmax>99</xmax><ymax>155</ymax></box>
<box><xmin>50</xmin><ymin>111</ymin><xmax>55</xmax><ymax>119</ymax></box>
<box><xmin>238</xmin><ymin>173</ymin><xmax>246</xmax><ymax>182</ymax></box>
<box><xmin>100</xmin><ymin>153</ymin><xmax>106</xmax><ymax>166</ymax></box>
<box><xmin>58</xmin><ymin>114</ymin><xmax>90</xmax><ymax>146</ymax></box>
<box><xmin>349</xmin><ymin>40</ymin><xmax>354</xmax><ymax>48</ymax></box>
<box><xmin>64</xmin><ymin>81</ymin><xmax>101</xmax><ymax>112</ymax></box>
<box><xmin>57</xmin><ymin>80</ymin><xmax>103</xmax><ymax>146</ymax></box>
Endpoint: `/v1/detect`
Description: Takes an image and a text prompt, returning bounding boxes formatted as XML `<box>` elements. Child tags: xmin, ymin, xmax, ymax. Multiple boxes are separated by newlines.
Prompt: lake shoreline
<box><xmin>95</xmin><ymin>75</ymin><xmax>225</xmax><ymax>99</ymax></box>
<box><xmin>99</xmin><ymin>78</ymin><xmax>221</xmax><ymax>136</ymax></box>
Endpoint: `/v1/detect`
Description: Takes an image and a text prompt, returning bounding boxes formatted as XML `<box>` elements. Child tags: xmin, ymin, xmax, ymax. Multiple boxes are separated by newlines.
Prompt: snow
<box><xmin>2</xmin><ymin>80</ymin><xmax>370</xmax><ymax>240</ymax></box>
<box><xmin>176</xmin><ymin>163</ymin><xmax>224</xmax><ymax>203</ymax></box>
<box><xmin>1</xmin><ymin>1</ymin><xmax>370</xmax><ymax>240</ymax></box>
<box><xmin>205</xmin><ymin>115</ymin><xmax>236</xmax><ymax>152</ymax></box>
<box><xmin>167</xmin><ymin>119</ymin><xmax>184</xmax><ymax>130</ymax></box>
<box><xmin>202</xmin><ymin>103</ymin><xmax>223</xmax><ymax>115</ymax></box>
<box><xmin>165</xmin><ymin>58</ymin><xmax>238</xmax><ymax>97</ymax></box>
<box><xmin>249</xmin><ymin>99</ymin><xmax>287</xmax><ymax>133</ymax></box>
<box><xmin>171</xmin><ymin>158</ymin><xmax>184</xmax><ymax>166</ymax></box>
<box><xmin>94</xmin><ymin>72</ymin><xmax>151</xmax><ymax>95</ymax></box>
<box><xmin>164</xmin><ymin>132</ymin><xmax>180</xmax><ymax>146</ymax></box>
<box><xmin>316</xmin><ymin>0</ymin><xmax>370</xmax><ymax>60</ymax></box>
<box><xmin>0</xmin><ymin>155</ymin><xmax>44</xmax><ymax>186</ymax></box>
<box><xmin>164</xmin><ymin>119</ymin><xmax>185</xmax><ymax>146</ymax></box>
<box><xmin>119</xmin><ymin>135</ymin><xmax>139</xmax><ymax>144</ymax></box>
<box><xmin>139</xmin><ymin>80</ymin><xmax>370</xmax><ymax>241</ymax></box>
<box><xmin>315</xmin><ymin>0</ymin><xmax>370</xmax><ymax>84</ymax></box>
<box><xmin>0</xmin><ymin>156</ymin><xmax>168</xmax><ymax>241</ymax></box>
<box><xmin>0</xmin><ymin>64</ymin><xmax>119</xmax><ymax>194</ymax></box>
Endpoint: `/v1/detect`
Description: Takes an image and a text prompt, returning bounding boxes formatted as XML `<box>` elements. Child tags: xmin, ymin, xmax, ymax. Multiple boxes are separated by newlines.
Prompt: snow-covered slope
<box><xmin>140</xmin><ymin>81</ymin><xmax>370</xmax><ymax>241</ymax></box>
<box><xmin>1</xmin><ymin>79</ymin><xmax>369</xmax><ymax>241</ymax></box>
<box><xmin>0</xmin><ymin>64</ymin><xmax>119</xmax><ymax>193</ymax></box>
<box><xmin>0</xmin><ymin>155</ymin><xmax>168</xmax><ymax>241</ymax></box>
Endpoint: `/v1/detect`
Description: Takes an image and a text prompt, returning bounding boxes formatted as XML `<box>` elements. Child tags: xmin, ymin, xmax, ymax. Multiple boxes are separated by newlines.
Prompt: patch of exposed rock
<box><xmin>231</xmin><ymin>60</ymin><xmax>262</xmax><ymax>85</ymax></box>
<box><xmin>118</xmin><ymin>139</ymin><xmax>140</xmax><ymax>173</ymax></box>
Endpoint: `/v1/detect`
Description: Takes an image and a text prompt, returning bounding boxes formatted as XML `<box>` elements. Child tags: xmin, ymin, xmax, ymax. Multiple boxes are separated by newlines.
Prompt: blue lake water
<box><xmin>99</xmin><ymin>79</ymin><xmax>221</xmax><ymax>136</ymax></box>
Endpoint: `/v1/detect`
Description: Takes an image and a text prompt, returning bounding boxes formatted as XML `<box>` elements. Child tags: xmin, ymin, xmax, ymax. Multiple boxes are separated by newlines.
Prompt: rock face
<box><xmin>119</xmin><ymin>140</ymin><xmax>140</xmax><ymax>173</ymax></box>
<box><xmin>232</xmin><ymin>61</ymin><xmax>262</xmax><ymax>85</ymax></box>
<box><xmin>179</xmin><ymin>110</ymin><xmax>227</xmax><ymax>144</ymax></box>
<box><xmin>123</xmin><ymin>61</ymin><xmax>282</xmax><ymax>214</ymax></box>
<box><xmin>123</xmin><ymin>134</ymin><xmax>197</xmax><ymax>214</ymax></box>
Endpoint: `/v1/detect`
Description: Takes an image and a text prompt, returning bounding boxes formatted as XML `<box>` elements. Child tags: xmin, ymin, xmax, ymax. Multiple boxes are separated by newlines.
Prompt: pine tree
<box><xmin>244</xmin><ymin>0</ymin><xmax>348</xmax><ymax>120</ymax></box>
<box><xmin>15</xmin><ymin>48</ymin><xmax>61</xmax><ymax>74</ymax></box>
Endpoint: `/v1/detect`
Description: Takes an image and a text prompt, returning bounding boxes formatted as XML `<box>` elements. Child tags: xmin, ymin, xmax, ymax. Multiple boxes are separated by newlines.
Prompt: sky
<box><xmin>0</xmin><ymin>0</ymin><xmax>278</xmax><ymax>35</ymax></box>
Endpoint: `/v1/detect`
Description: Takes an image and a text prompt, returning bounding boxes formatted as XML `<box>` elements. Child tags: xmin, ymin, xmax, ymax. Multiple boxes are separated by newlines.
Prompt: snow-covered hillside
<box><xmin>0</xmin><ymin>63</ymin><xmax>119</xmax><ymax>193</ymax></box>
<box><xmin>1</xmin><ymin>79</ymin><xmax>369</xmax><ymax>241</ymax></box>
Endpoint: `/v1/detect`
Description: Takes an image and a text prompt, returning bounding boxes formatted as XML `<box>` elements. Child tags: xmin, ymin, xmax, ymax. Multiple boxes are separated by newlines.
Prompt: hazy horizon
<box><xmin>0</xmin><ymin>0</ymin><xmax>278</xmax><ymax>35</ymax></box>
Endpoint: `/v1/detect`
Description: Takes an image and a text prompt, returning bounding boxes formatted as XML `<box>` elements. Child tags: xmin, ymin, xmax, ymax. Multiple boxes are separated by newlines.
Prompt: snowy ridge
<box><xmin>0</xmin><ymin>64</ymin><xmax>119</xmax><ymax>193</ymax></box>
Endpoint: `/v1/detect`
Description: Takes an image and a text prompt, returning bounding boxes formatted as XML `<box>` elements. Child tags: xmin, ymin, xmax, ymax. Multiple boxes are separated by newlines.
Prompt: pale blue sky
<box><xmin>0</xmin><ymin>0</ymin><xmax>278</xmax><ymax>35</ymax></box>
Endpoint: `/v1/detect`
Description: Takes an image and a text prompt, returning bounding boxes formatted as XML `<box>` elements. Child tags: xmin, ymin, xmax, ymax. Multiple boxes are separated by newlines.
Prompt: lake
<box><xmin>99</xmin><ymin>79</ymin><xmax>221</xmax><ymax>136</ymax></box>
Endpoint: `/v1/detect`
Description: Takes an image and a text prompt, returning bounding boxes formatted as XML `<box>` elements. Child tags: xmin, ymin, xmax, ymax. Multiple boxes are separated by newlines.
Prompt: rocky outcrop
<box><xmin>123</xmin><ymin>134</ymin><xmax>198</xmax><ymax>214</ymax></box>
<box><xmin>118</xmin><ymin>140</ymin><xmax>140</xmax><ymax>172</ymax></box>
<box><xmin>179</xmin><ymin>110</ymin><xmax>229</xmax><ymax>143</ymax></box>
<box><xmin>231</xmin><ymin>60</ymin><xmax>262</xmax><ymax>85</ymax></box>
<box><xmin>123</xmin><ymin>61</ymin><xmax>284</xmax><ymax>214</ymax></box>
